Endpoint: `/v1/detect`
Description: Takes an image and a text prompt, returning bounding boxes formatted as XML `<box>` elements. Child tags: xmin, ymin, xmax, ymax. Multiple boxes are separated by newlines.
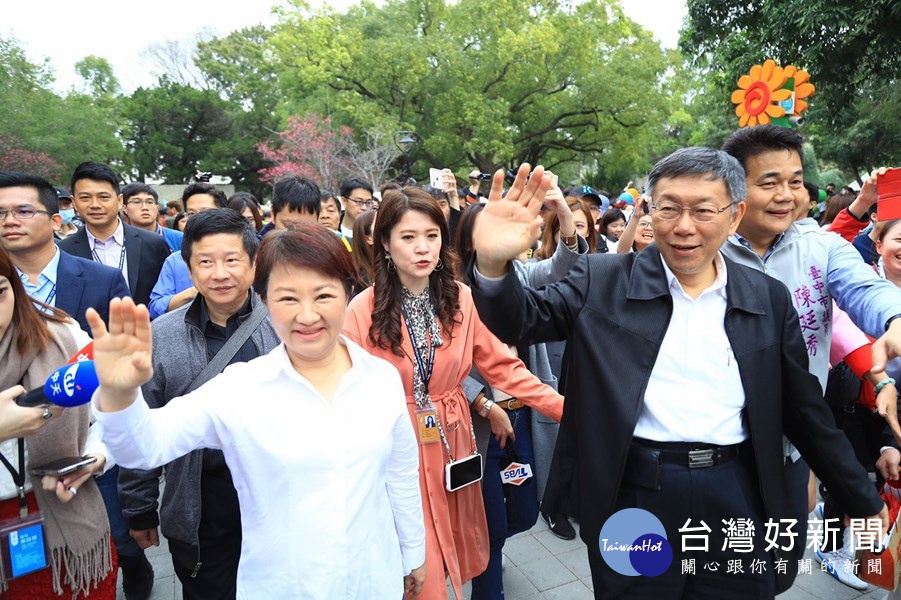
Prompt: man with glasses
<box><xmin>467</xmin><ymin>149</ymin><xmax>887</xmax><ymax>599</ymax></box>
<box><xmin>122</xmin><ymin>182</ymin><xmax>182</xmax><ymax>253</ymax></box>
<box><xmin>339</xmin><ymin>178</ymin><xmax>374</xmax><ymax>243</ymax></box>
<box><xmin>0</xmin><ymin>171</ymin><xmax>130</xmax><ymax>332</ymax></box>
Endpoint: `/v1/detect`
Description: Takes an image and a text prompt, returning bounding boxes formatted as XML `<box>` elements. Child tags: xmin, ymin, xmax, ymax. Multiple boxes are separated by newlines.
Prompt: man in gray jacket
<box><xmin>118</xmin><ymin>209</ymin><xmax>280</xmax><ymax>599</ymax></box>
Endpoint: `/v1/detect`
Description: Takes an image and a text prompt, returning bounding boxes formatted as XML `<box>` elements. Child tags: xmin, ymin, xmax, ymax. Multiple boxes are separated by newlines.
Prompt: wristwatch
<box><xmin>478</xmin><ymin>399</ymin><xmax>495</xmax><ymax>418</ymax></box>
<box><xmin>561</xmin><ymin>233</ymin><xmax>578</xmax><ymax>248</ymax></box>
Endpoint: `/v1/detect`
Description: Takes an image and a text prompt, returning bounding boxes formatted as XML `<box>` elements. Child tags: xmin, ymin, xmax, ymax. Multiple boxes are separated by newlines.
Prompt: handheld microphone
<box><xmin>16</xmin><ymin>361</ymin><xmax>99</xmax><ymax>408</ymax></box>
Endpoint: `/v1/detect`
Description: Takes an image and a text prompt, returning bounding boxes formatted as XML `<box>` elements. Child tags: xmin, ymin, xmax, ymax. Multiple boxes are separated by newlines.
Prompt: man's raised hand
<box><xmin>474</xmin><ymin>164</ymin><xmax>553</xmax><ymax>277</ymax></box>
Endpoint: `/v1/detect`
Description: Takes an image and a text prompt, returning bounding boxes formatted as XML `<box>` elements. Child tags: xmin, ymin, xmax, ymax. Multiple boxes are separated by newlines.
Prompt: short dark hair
<box><xmin>71</xmin><ymin>161</ymin><xmax>120</xmax><ymax>195</ymax></box>
<box><xmin>340</xmin><ymin>178</ymin><xmax>373</xmax><ymax>199</ymax></box>
<box><xmin>0</xmin><ymin>171</ymin><xmax>59</xmax><ymax>213</ymax></box>
<box><xmin>802</xmin><ymin>182</ymin><xmax>819</xmax><ymax>204</ymax></box>
<box><xmin>646</xmin><ymin>147</ymin><xmax>746</xmax><ymax>205</ymax></box>
<box><xmin>272</xmin><ymin>176</ymin><xmax>321</xmax><ymax>217</ymax></box>
<box><xmin>121</xmin><ymin>182</ymin><xmax>159</xmax><ymax>203</ymax></box>
<box><xmin>253</xmin><ymin>224</ymin><xmax>356</xmax><ymax>300</ymax></box>
<box><xmin>600</xmin><ymin>208</ymin><xmax>626</xmax><ymax>235</ymax></box>
<box><xmin>721</xmin><ymin>125</ymin><xmax>805</xmax><ymax>172</ymax></box>
<box><xmin>181</xmin><ymin>208</ymin><xmax>259</xmax><ymax>270</ymax></box>
<box><xmin>166</xmin><ymin>199</ymin><xmax>184</xmax><ymax>212</ymax></box>
<box><xmin>181</xmin><ymin>182</ymin><xmax>227</xmax><ymax>208</ymax></box>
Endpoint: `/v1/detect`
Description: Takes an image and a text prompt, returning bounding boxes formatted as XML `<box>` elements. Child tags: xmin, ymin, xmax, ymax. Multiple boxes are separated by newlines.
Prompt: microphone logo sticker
<box><xmin>62</xmin><ymin>364</ymin><xmax>79</xmax><ymax>397</ymax></box>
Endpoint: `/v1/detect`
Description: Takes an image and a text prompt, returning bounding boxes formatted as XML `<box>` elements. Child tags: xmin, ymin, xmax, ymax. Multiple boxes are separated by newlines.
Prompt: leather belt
<box><xmin>632</xmin><ymin>438</ymin><xmax>748</xmax><ymax>469</ymax></box>
<box><xmin>495</xmin><ymin>399</ymin><xmax>524</xmax><ymax>410</ymax></box>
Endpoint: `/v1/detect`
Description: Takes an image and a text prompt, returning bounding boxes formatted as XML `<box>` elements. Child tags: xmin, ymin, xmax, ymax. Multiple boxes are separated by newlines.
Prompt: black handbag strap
<box><xmin>185</xmin><ymin>303</ymin><xmax>268</xmax><ymax>394</ymax></box>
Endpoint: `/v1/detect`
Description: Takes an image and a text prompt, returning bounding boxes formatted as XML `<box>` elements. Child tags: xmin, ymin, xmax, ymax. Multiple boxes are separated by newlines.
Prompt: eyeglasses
<box><xmin>0</xmin><ymin>208</ymin><xmax>52</xmax><ymax>220</ymax></box>
<box><xmin>126</xmin><ymin>199</ymin><xmax>158</xmax><ymax>207</ymax></box>
<box><xmin>651</xmin><ymin>202</ymin><xmax>734</xmax><ymax>223</ymax></box>
<box><xmin>346</xmin><ymin>198</ymin><xmax>374</xmax><ymax>208</ymax></box>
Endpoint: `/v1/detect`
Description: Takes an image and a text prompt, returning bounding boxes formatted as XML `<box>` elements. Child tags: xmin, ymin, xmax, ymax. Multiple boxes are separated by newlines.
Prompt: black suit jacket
<box><xmin>56</xmin><ymin>251</ymin><xmax>131</xmax><ymax>333</ymax></box>
<box><xmin>58</xmin><ymin>223</ymin><xmax>170</xmax><ymax>307</ymax></box>
<box><xmin>471</xmin><ymin>247</ymin><xmax>883</xmax><ymax>581</ymax></box>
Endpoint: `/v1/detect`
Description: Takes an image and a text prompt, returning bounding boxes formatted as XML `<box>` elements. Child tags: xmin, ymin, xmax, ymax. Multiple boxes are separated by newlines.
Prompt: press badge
<box><xmin>0</xmin><ymin>513</ymin><xmax>48</xmax><ymax>579</ymax></box>
<box><xmin>415</xmin><ymin>408</ymin><xmax>440</xmax><ymax>444</ymax></box>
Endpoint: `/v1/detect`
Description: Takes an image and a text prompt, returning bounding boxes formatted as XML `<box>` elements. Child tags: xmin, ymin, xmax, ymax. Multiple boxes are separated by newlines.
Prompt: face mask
<box><xmin>60</xmin><ymin>209</ymin><xmax>76</xmax><ymax>224</ymax></box>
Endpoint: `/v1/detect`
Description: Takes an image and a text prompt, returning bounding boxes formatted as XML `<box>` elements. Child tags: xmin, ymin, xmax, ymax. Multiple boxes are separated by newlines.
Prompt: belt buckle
<box><xmin>507</xmin><ymin>399</ymin><xmax>523</xmax><ymax>410</ymax></box>
<box><xmin>688</xmin><ymin>449</ymin><xmax>715</xmax><ymax>469</ymax></box>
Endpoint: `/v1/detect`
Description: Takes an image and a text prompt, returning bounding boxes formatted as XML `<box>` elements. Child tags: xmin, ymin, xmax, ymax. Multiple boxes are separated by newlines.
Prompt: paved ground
<box><xmin>115</xmin><ymin>513</ymin><xmax>892</xmax><ymax>600</ymax></box>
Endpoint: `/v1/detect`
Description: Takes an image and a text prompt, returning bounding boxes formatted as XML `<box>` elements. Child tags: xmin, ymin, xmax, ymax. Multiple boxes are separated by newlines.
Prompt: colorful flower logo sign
<box><xmin>731</xmin><ymin>59</ymin><xmax>815</xmax><ymax>127</ymax></box>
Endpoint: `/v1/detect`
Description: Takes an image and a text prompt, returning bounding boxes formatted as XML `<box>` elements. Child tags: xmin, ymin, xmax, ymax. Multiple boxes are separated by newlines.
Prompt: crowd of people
<box><xmin>0</xmin><ymin>123</ymin><xmax>898</xmax><ymax>600</ymax></box>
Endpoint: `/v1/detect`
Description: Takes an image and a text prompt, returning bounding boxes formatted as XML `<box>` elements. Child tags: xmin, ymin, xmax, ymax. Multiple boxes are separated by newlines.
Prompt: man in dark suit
<box><xmin>59</xmin><ymin>162</ymin><xmax>169</xmax><ymax>307</ymax></box>
<box><xmin>0</xmin><ymin>172</ymin><xmax>130</xmax><ymax>332</ymax></box>
<box><xmin>469</xmin><ymin>150</ymin><xmax>887</xmax><ymax>599</ymax></box>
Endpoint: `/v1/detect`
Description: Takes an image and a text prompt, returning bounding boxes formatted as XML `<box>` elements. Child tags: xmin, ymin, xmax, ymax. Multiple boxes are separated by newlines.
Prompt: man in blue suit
<box><xmin>0</xmin><ymin>171</ymin><xmax>154</xmax><ymax>600</ymax></box>
<box><xmin>0</xmin><ymin>172</ymin><xmax>130</xmax><ymax>331</ymax></box>
<box><xmin>59</xmin><ymin>162</ymin><xmax>170</xmax><ymax>308</ymax></box>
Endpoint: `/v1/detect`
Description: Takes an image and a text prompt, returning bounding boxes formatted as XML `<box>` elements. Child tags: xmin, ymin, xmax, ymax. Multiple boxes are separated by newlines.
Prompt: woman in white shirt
<box><xmin>89</xmin><ymin>225</ymin><xmax>426</xmax><ymax>600</ymax></box>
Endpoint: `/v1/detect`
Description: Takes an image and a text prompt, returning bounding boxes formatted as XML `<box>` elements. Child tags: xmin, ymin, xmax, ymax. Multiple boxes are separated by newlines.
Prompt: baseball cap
<box><xmin>55</xmin><ymin>186</ymin><xmax>72</xmax><ymax>199</ymax></box>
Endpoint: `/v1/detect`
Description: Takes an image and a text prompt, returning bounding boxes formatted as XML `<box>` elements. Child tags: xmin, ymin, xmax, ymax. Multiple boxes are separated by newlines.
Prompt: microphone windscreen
<box><xmin>42</xmin><ymin>361</ymin><xmax>99</xmax><ymax>407</ymax></box>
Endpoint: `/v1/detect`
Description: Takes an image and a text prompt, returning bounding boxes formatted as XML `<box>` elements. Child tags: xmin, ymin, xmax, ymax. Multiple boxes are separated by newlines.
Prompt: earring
<box><xmin>385</xmin><ymin>252</ymin><xmax>396</xmax><ymax>273</ymax></box>
<box><xmin>434</xmin><ymin>258</ymin><xmax>444</xmax><ymax>272</ymax></box>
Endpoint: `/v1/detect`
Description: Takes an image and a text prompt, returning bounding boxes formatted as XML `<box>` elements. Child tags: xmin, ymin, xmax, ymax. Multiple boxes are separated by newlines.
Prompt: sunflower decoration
<box><xmin>731</xmin><ymin>60</ymin><xmax>816</xmax><ymax>128</ymax></box>
<box><xmin>731</xmin><ymin>60</ymin><xmax>793</xmax><ymax>127</ymax></box>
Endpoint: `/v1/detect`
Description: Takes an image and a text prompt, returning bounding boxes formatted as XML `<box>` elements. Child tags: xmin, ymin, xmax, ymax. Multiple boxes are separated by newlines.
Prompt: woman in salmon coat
<box><xmin>343</xmin><ymin>187</ymin><xmax>563</xmax><ymax>599</ymax></box>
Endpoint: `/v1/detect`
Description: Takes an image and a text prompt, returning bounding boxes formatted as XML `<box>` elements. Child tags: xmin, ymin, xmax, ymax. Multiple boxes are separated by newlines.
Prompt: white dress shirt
<box><xmin>18</xmin><ymin>247</ymin><xmax>61</xmax><ymax>307</ymax></box>
<box><xmin>93</xmin><ymin>338</ymin><xmax>424</xmax><ymax>600</ymax></box>
<box><xmin>633</xmin><ymin>253</ymin><xmax>748</xmax><ymax>444</ymax></box>
<box><xmin>86</xmin><ymin>218</ymin><xmax>128</xmax><ymax>283</ymax></box>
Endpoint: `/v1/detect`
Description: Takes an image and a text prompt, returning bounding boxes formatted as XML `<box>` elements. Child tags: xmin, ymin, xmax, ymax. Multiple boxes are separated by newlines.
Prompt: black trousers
<box><xmin>169</xmin><ymin>530</ymin><xmax>242</xmax><ymax>600</ymax></box>
<box><xmin>822</xmin><ymin>405</ymin><xmax>885</xmax><ymax>551</ymax></box>
<box><xmin>587</xmin><ymin>449</ymin><xmax>778</xmax><ymax>600</ymax></box>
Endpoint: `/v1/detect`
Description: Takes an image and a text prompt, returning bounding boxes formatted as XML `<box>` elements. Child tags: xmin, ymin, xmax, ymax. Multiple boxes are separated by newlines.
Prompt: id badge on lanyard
<box><xmin>0</xmin><ymin>439</ymin><xmax>48</xmax><ymax>579</ymax></box>
<box><xmin>0</xmin><ymin>513</ymin><xmax>48</xmax><ymax>579</ymax></box>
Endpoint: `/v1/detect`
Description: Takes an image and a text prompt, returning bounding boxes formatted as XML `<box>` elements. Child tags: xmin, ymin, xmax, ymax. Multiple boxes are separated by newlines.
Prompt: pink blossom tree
<box><xmin>257</xmin><ymin>114</ymin><xmax>354</xmax><ymax>191</ymax></box>
<box><xmin>0</xmin><ymin>135</ymin><xmax>65</xmax><ymax>182</ymax></box>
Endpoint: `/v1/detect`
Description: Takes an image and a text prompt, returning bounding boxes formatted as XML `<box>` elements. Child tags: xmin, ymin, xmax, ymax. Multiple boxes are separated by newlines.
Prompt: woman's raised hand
<box><xmin>85</xmin><ymin>298</ymin><xmax>153</xmax><ymax>407</ymax></box>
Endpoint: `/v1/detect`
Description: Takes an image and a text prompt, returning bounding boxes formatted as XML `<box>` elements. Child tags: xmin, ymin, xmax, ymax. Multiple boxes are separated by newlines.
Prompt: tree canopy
<box><xmin>680</xmin><ymin>0</ymin><xmax>901</xmax><ymax>178</ymax></box>
<box><xmin>268</xmin><ymin>0</ymin><xmax>678</xmax><ymax>183</ymax></box>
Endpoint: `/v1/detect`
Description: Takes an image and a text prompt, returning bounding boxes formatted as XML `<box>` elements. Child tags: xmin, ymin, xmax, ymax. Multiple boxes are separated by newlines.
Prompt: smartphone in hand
<box><xmin>30</xmin><ymin>456</ymin><xmax>97</xmax><ymax>477</ymax></box>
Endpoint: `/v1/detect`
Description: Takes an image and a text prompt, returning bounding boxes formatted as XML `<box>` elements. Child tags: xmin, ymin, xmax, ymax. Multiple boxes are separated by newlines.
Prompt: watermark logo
<box><xmin>599</xmin><ymin>508</ymin><xmax>673</xmax><ymax>577</ymax></box>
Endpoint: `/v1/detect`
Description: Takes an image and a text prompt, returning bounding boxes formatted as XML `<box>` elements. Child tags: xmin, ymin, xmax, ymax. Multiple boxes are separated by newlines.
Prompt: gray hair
<box><xmin>645</xmin><ymin>147</ymin><xmax>747</xmax><ymax>208</ymax></box>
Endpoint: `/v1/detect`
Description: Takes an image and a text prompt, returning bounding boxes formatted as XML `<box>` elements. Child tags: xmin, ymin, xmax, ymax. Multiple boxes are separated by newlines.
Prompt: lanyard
<box><xmin>401</xmin><ymin>307</ymin><xmax>435</xmax><ymax>396</ymax></box>
<box><xmin>43</xmin><ymin>283</ymin><xmax>56</xmax><ymax>306</ymax></box>
<box><xmin>0</xmin><ymin>439</ymin><xmax>28</xmax><ymax>518</ymax></box>
<box><xmin>401</xmin><ymin>307</ymin><xmax>478</xmax><ymax>462</ymax></box>
<box><xmin>92</xmin><ymin>244</ymin><xmax>126</xmax><ymax>271</ymax></box>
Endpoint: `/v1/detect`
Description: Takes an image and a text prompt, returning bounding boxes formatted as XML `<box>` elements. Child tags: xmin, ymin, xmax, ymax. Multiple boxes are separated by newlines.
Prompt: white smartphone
<box><xmin>429</xmin><ymin>168</ymin><xmax>443</xmax><ymax>189</ymax></box>
<box><xmin>445</xmin><ymin>453</ymin><xmax>483</xmax><ymax>492</ymax></box>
